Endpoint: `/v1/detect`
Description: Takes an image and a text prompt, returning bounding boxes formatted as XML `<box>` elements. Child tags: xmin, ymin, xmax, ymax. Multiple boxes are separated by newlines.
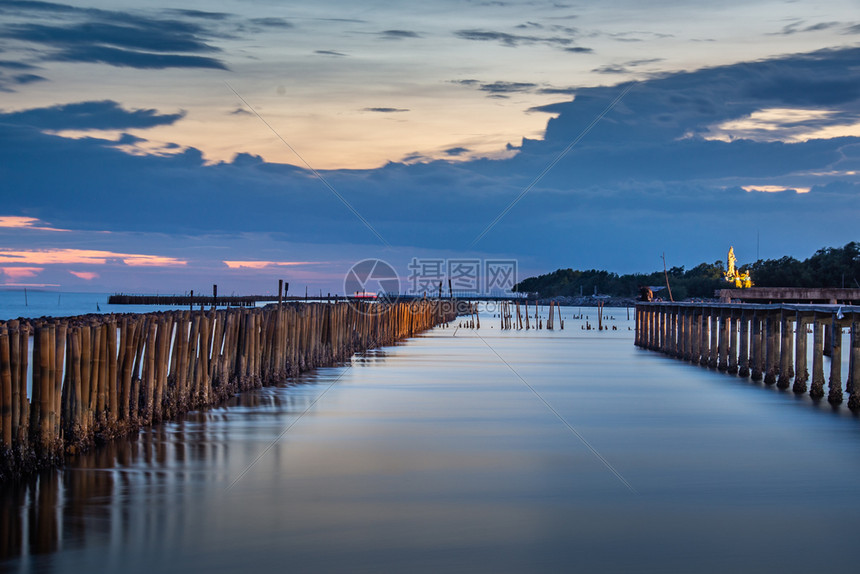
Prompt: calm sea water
<box><xmin>0</xmin><ymin>290</ymin><xmax>197</xmax><ymax>321</ymax></box>
<box><xmin>2</xmin><ymin>305</ymin><xmax>859</xmax><ymax>573</ymax></box>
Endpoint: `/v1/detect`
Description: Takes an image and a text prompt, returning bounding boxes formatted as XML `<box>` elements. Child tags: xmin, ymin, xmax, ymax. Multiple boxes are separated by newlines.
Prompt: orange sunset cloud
<box><xmin>0</xmin><ymin>266</ymin><xmax>43</xmax><ymax>279</ymax></box>
<box><xmin>0</xmin><ymin>248</ymin><xmax>186</xmax><ymax>267</ymax></box>
<box><xmin>69</xmin><ymin>270</ymin><xmax>99</xmax><ymax>280</ymax></box>
<box><xmin>0</xmin><ymin>216</ymin><xmax>70</xmax><ymax>232</ymax></box>
<box><xmin>224</xmin><ymin>260</ymin><xmax>319</xmax><ymax>269</ymax></box>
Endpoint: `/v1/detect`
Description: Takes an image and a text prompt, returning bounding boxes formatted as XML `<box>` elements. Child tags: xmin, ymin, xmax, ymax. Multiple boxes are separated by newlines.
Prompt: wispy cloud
<box><xmin>777</xmin><ymin>21</ymin><xmax>841</xmax><ymax>35</ymax></box>
<box><xmin>223</xmin><ymin>260</ymin><xmax>319</xmax><ymax>269</ymax></box>
<box><xmin>69</xmin><ymin>270</ymin><xmax>99</xmax><ymax>280</ymax></box>
<box><xmin>0</xmin><ymin>266</ymin><xmax>43</xmax><ymax>279</ymax></box>
<box><xmin>0</xmin><ymin>248</ymin><xmax>186</xmax><ymax>267</ymax></box>
<box><xmin>362</xmin><ymin>107</ymin><xmax>409</xmax><ymax>113</ymax></box>
<box><xmin>0</xmin><ymin>60</ymin><xmax>39</xmax><ymax>70</ymax></box>
<box><xmin>0</xmin><ymin>100</ymin><xmax>185</xmax><ymax>131</ymax></box>
<box><xmin>379</xmin><ymin>29</ymin><xmax>420</xmax><ymax>40</ymax></box>
<box><xmin>479</xmin><ymin>81</ymin><xmax>538</xmax><ymax>93</ymax></box>
<box><xmin>705</xmin><ymin>107</ymin><xmax>860</xmax><ymax>143</ymax></box>
<box><xmin>452</xmin><ymin>79</ymin><xmax>539</xmax><ymax>96</ymax></box>
<box><xmin>315</xmin><ymin>49</ymin><xmax>347</xmax><ymax>56</ymax></box>
<box><xmin>455</xmin><ymin>28</ymin><xmax>572</xmax><ymax>47</ymax></box>
<box><xmin>250</xmin><ymin>17</ymin><xmax>293</xmax><ymax>28</ymax></box>
<box><xmin>0</xmin><ymin>215</ymin><xmax>69</xmax><ymax>232</ymax></box>
<box><xmin>0</xmin><ymin>3</ymin><xmax>230</xmax><ymax>70</ymax></box>
<box><xmin>742</xmin><ymin>185</ymin><xmax>810</xmax><ymax>194</ymax></box>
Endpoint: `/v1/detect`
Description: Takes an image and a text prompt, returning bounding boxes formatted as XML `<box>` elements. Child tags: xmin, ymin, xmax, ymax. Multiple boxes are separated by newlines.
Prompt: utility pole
<box><xmin>662</xmin><ymin>252</ymin><xmax>674</xmax><ymax>302</ymax></box>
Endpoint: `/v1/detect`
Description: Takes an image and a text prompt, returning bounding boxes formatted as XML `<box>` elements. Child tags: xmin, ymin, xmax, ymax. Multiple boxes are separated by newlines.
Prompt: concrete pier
<box><xmin>636</xmin><ymin>302</ymin><xmax>859</xmax><ymax>410</ymax></box>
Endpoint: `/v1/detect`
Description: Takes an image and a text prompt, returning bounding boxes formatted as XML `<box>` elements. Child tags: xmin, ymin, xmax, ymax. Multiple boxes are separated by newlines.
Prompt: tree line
<box><xmin>514</xmin><ymin>242</ymin><xmax>860</xmax><ymax>300</ymax></box>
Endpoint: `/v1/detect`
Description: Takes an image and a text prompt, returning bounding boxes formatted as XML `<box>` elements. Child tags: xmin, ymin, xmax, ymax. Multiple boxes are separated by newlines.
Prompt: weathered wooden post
<box><xmin>727</xmin><ymin>309</ymin><xmax>738</xmax><ymax>375</ymax></box>
<box><xmin>699</xmin><ymin>308</ymin><xmax>710</xmax><ymax>366</ymax></box>
<box><xmin>764</xmin><ymin>313</ymin><xmax>777</xmax><ymax>385</ymax></box>
<box><xmin>718</xmin><ymin>308</ymin><xmax>729</xmax><ymax>371</ymax></box>
<box><xmin>828</xmin><ymin>314</ymin><xmax>843</xmax><ymax>404</ymax></box>
<box><xmin>848</xmin><ymin>317</ymin><xmax>860</xmax><ymax>410</ymax></box>
<box><xmin>810</xmin><ymin>313</ymin><xmax>825</xmax><ymax>398</ymax></box>
<box><xmin>751</xmin><ymin>312</ymin><xmax>763</xmax><ymax>381</ymax></box>
<box><xmin>708</xmin><ymin>309</ymin><xmax>719</xmax><ymax>369</ymax></box>
<box><xmin>777</xmin><ymin>311</ymin><xmax>792</xmax><ymax>389</ymax></box>
<box><xmin>738</xmin><ymin>310</ymin><xmax>750</xmax><ymax>377</ymax></box>
<box><xmin>688</xmin><ymin>307</ymin><xmax>697</xmax><ymax>362</ymax></box>
<box><xmin>0</xmin><ymin>326</ymin><xmax>11</xmax><ymax>448</ymax></box>
<box><xmin>681</xmin><ymin>307</ymin><xmax>690</xmax><ymax>361</ymax></box>
<box><xmin>793</xmin><ymin>311</ymin><xmax>809</xmax><ymax>393</ymax></box>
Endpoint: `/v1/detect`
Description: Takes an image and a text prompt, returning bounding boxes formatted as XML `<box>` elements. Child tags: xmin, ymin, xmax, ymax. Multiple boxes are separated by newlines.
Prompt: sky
<box><xmin>0</xmin><ymin>0</ymin><xmax>859</xmax><ymax>295</ymax></box>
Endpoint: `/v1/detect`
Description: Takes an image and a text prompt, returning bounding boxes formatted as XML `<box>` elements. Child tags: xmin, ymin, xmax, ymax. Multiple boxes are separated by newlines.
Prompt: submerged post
<box><xmin>727</xmin><ymin>309</ymin><xmax>738</xmax><ymax>375</ymax></box>
<box><xmin>738</xmin><ymin>310</ymin><xmax>750</xmax><ymax>377</ymax></box>
<box><xmin>828</xmin><ymin>314</ymin><xmax>843</xmax><ymax>404</ymax></box>
<box><xmin>764</xmin><ymin>313</ymin><xmax>777</xmax><ymax>385</ymax></box>
<box><xmin>777</xmin><ymin>311</ymin><xmax>792</xmax><ymax>389</ymax></box>
<box><xmin>848</xmin><ymin>317</ymin><xmax>860</xmax><ymax>410</ymax></box>
<box><xmin>793</xmin><ymin>312</ymin><xmax>809</xmax><ymax>393</ymax></box>
<box><xmin>751</xmin><ymin>312</ymin><xmax>763</xmax><ymax>381</ymax></box>
<box><xmin>811</xmin><ymin>313</ymin><xmax>825</xmax><ymax>398</ymax></box>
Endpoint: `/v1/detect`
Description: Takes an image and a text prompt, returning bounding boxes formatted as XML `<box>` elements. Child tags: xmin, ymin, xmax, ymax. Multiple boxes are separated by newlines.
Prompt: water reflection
<box><xmin>3</xmin><ymin>314</ymin><xmax>860</xmax><ymax>573</ymax></box>
<box><xmin>0</xmin><ymin>365</ymin><xmax>334</xmax><ymax>567</ymax></box>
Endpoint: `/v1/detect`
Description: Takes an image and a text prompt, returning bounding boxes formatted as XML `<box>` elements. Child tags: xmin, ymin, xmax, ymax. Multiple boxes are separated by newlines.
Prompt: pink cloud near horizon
<box><xmin>0</xmin><ymin>248</ymin><xmax>187</xmax><ymax>267</ymax></box>
<box><xmin>0</xmin><ymin>215</ymin><xmax>70</xmax><ymax>232</ymax></box>
<box><xmin>69</xmin><ymin>270</ymin><xmax>99</xmax><ymax>280</ymax></box>
<box><xmin>0</xmin><ymin>266</ymin><xmax>43</xmax><ymax>279</ymax></box>
<box><xmin>223</xmin><ymin>260</ymin><xmax>320</xmax><ymax>269</ymax></box>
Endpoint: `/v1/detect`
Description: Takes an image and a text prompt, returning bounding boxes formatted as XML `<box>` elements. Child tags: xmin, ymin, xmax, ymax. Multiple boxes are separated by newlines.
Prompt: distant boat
<box><xmin>351</xmin><ymin>292</ymin><xmax>378</xmax><ymax>299</ymax></box>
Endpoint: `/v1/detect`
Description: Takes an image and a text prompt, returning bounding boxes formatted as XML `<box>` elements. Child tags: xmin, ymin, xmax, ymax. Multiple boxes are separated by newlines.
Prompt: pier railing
<box><xmin>635</xmin><ymin>302</ymin><xmax>860</xmax><ymax>408</ymax></box>
<box><xmin>0</xmin><ymin>300</ymin><xmax>458</xmax><ymax>479</ymax></box>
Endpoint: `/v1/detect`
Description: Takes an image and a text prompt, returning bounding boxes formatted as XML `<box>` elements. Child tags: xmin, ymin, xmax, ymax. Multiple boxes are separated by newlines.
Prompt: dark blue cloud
<box><xmin>445</xmin><ymin>147</ymin><xmax>469</xmax><ymax>156</ymax></box>
<box><xmin>250</xmin><ymin>17</ymin><xmax>293</xmax><ymax>28</ymax></box>
<box><xmin>479</xmin><ymin>81</ymin><xmax>537</xmax><ymax>93</ymax></box>
<box><xmin>379</xmin><ymin>30</ymin><xmax>420</xmax><ymax>39</ymax></box>
<box><xmin>315</xmin><ymin>50</ymin><xmax>347</xmax><ymax>57</ymax></box>
<box><xmin>453</xmin><ymin>79</ymin><xmax>540</xmax><ymax>96</ymax></box>
<box><xmin>51</xmin><ymin>45</ymin><xmax>227</xmax><ymax>69</ymax></box>
<box><xmin>1</xmin><ymin>46</ymin><xmax>858</xmax><ymax>274</ymax></box>
<box><xmin>10</xmin><ymin>72</ymin><xmax>44</xmax><ymax>84</ymax></box>
<box><xmin>455</xmin><ymin>29</ymin><xmax>572</xmax><ymax>47</ymax></box>
<box><xmin>3</xmin><ymin>22</ymin><xmax>220</xmax><ymax>53</ymax></box>
<box><xmin>0</xmin><ymin>59</ymin><xmax>38</xmax><ymax>70</ymax></box>
<box><xmin>0</xmin><ymin>1</ymin><xmax>230</xmax><ymax>70</ymax></box>
<box><xmin>363</xmin><ymin>107</ymin><xmax>409</xmax><ymax>113</ymax></box>
<box><xmin>170</xmin><ymin>9</ymin><xmax>232</xmax><ymax>21</ymax></box>
<box><xmin>0</xmin><ymin>100</ymin><xmax>185</xmax><ymax>130</ymax></box>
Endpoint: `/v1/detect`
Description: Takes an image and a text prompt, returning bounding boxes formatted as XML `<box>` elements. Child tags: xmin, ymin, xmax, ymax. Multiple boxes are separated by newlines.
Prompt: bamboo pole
<box><xmin>0</xmin><ymin>327</ymin><xmax>11</xmax><ymax>447</ymax></box>
<box><xmin>8</xmin><ymin>321</ymin><xmax>20</xmax><ymax>443</ymax></box>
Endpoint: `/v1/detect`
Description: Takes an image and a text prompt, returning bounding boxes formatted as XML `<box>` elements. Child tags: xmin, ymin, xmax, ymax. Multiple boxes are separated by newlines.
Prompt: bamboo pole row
<box><xmin>0</xmin><ymin>300</ymin><xmax>457</xmax><ymax>480</ymax></box>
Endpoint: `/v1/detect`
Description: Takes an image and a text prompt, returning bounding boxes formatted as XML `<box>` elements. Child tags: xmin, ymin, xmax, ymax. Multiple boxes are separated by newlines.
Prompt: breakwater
<box><xmin>0</xmin><ymin>300</ymin><xmax>457</xmax><ymax>479</ymax></box>
<box><xmin>635</xmin><ymin>302</ymin><xmax>860</xmax><ymax>408</ymax></box>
